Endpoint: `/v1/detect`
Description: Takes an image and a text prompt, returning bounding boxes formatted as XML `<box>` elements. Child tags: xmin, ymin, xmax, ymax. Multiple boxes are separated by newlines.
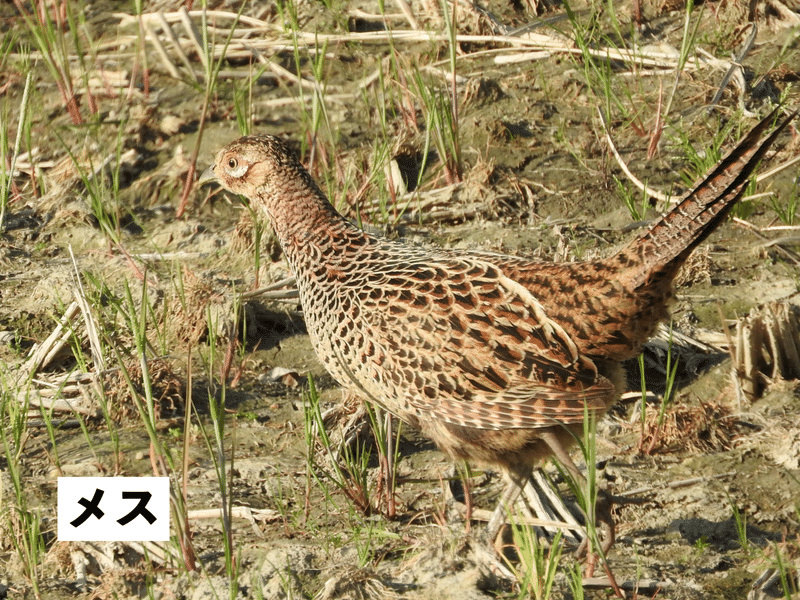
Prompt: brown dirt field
<box><xmin>0</xmin><ymin>0</ymin><xmax>799</xmax><ymax>598</ymax></box>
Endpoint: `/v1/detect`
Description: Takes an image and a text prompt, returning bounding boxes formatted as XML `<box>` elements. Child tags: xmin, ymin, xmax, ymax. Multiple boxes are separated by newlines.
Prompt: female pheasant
<box><xmin>199</xmin><ymin>108</ymin><xmax>795</xmax><ymax>553</ymax></box>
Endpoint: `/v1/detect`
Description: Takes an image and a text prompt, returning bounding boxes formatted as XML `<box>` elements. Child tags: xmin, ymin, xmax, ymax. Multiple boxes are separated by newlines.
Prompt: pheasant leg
<box><xmin>539</xmin><ymin>430</ymin><xmax>615</xmax><ymax>556</ymax></box>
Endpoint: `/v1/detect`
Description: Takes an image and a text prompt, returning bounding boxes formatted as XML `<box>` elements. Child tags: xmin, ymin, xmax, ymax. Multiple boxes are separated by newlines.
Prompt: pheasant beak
<box><xmin>197</xmin><ymin>165</ymin><xmax>218</xmax><ymax>186</ymax></box>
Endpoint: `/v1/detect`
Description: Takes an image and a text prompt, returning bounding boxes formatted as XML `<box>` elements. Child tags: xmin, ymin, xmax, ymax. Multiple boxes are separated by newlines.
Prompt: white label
<box><xmin>58</xmin><ymin>477</ymin><xmax>170</xmax><ymax>541</ymax></box>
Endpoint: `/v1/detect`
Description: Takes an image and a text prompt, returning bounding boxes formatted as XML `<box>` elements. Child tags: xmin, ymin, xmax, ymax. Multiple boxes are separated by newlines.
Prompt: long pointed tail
<box><xmin>624</xmin><ymin>107</ymin><xmax>796</xmax><ymax>289</ymax></box>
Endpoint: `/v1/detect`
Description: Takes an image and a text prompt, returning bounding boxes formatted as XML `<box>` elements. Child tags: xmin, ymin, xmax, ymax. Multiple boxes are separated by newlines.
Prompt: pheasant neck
<box><xmin>257</xmin><ymin>180</ymin><xmax>367</xmax><ymax>278</ymax></box>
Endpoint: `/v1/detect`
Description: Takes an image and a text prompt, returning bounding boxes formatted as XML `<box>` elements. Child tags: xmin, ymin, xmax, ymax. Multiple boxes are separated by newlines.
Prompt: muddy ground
<box><xmin>1</xmin><ymin>0</ymin><xmax>800</xmax><ymax>598</ymax></box>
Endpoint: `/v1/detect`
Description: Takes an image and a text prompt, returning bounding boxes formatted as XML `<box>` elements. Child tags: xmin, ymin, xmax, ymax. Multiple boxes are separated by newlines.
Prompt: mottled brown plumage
<box><xmin>199</xmin><ymin>107</ymin><xmax>795</xmax><ymax>552</ymax></box>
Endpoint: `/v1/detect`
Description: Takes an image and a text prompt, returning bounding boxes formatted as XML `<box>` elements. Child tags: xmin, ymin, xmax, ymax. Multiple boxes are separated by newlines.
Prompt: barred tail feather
<box><xmin>628</xmin><ymin>107</ymin><xmax>796</xmax><ymax>289</ymax></box>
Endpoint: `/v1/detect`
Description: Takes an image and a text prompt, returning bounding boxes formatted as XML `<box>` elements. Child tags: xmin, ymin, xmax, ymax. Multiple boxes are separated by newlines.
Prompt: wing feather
<box><xmin>345</xmin><ymin>248</ymin><xmax>617</xmax><ymax>430</ymax></box>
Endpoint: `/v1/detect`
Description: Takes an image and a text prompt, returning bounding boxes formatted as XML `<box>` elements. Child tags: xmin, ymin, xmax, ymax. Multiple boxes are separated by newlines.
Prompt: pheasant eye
<box><xmin>227</xmin><ymin>158</ymin><xmax>238</xmax><ymax>170</ymax></box>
